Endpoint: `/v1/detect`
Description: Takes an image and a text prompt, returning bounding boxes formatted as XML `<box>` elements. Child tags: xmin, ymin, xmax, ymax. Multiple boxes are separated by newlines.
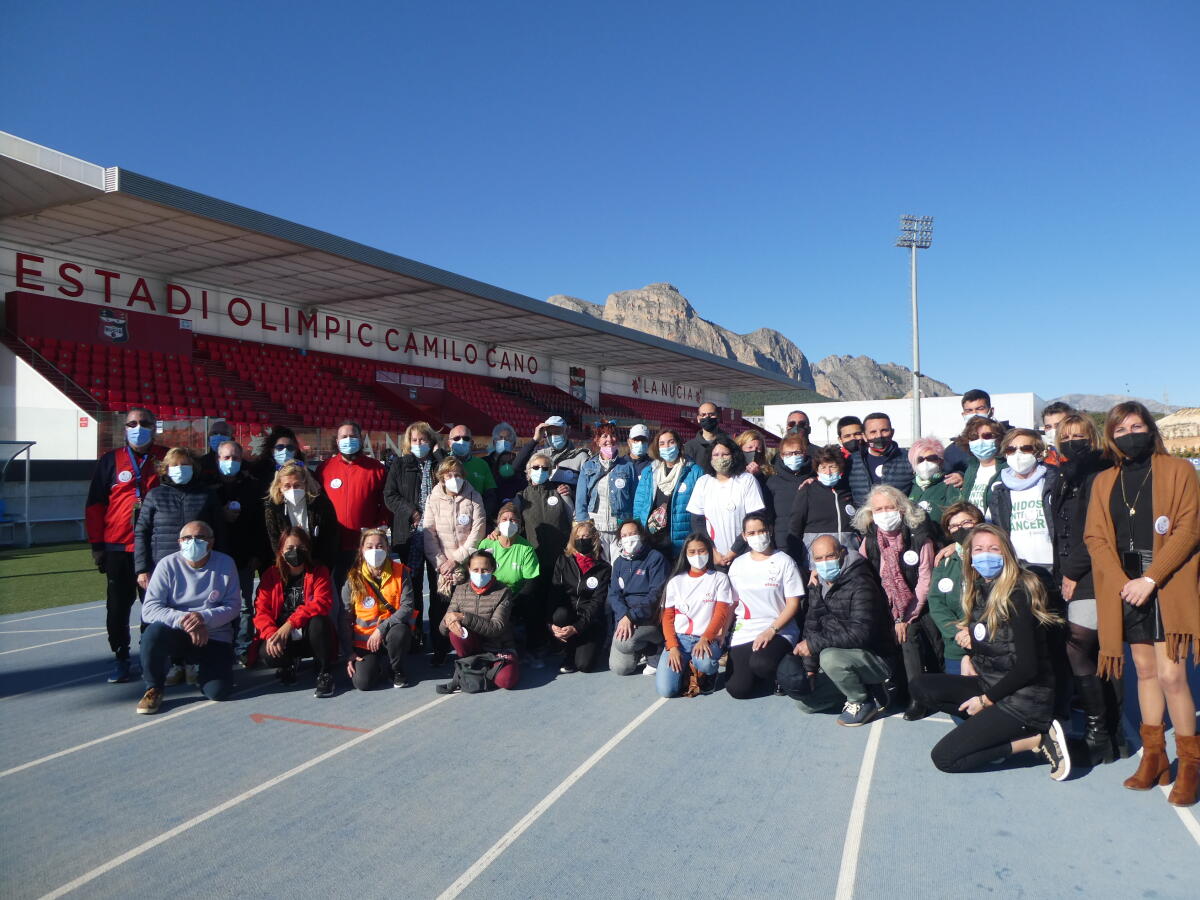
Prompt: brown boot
<box><xmin>1123</xmin><ymin>723</ymin><xmax>1171</xmax><ymax>790</ymax></box>
<box><xmin>1167</xmin><ymin>734</ymin><xmax>1199</xmax><ymax>807</ymax></box>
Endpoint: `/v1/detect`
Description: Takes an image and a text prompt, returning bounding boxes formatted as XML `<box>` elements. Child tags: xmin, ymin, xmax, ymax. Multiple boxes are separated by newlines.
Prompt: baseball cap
<box><xmin>543</xmin><ymin>415</ymin><xmax>567</xmax><ymax>428</ymax></box>
<box><xmin>629</xmin><ymin>424</ymin><xmax>651</xmax><ymax>439</ymax></box>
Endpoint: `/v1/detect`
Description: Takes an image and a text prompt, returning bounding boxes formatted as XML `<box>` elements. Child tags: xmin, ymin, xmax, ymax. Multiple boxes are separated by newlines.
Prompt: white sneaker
<box><xmin>184</xmin><ymin>664</ymin><xmax>200</xmax><ymax>686</ymax></box>
<box><xmin>164</xmin><ymin>664</ymin><xmax>185</xmax><ymax>686</ymax></box>
<box><xmin>642</xmin><ymin>664</ymin><xmax>657</xmax><ymax>676</ymax></box>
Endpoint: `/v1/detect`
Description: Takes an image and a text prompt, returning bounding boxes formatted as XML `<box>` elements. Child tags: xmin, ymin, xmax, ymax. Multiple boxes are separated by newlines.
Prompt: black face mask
<box><xmin>869</xmin><ymin>436</ymin><xmax>889</xmax><ymax>451</ymax></box>
<box><xmin>843</xmin><ymin>439</ymin><xmax>862</xmax><ymax>454</ymax></box>
<box><xmin>1115</xmin><ymin>432</ymin><xmax>1154</xmax><ymax>461</ymax></box>
<box><xmin>699</xmin><ymin>416</ymin><xmax>719</xmax><ymax>433</ymax></box>
<box><xmin>787</xmin><ymin>423</ymin><xmax>810</xmax><ymax>435</ymax></box>
<box><xmin>1060</xmin><ymin>439</ymin><xmax>1093</xmax><ymax>460</ymax></box>
<box><xmin>949</xmin><ymin>527</ymin><xmax>973</xmax><ymax>545</ymax></box>
<box><xmin>283</xmin><ymin>548</ymin><xmax>307</xmax><ymax>567</ymax></box>
<box><xmin>575</xmin><ymin>538</ymin><xmax>594</xmax><ymax>554</ymax></box>
<box><xmin>743</xmin><ymin>449</ymin><xmax>757</xmax><ymax>464</ymax></box>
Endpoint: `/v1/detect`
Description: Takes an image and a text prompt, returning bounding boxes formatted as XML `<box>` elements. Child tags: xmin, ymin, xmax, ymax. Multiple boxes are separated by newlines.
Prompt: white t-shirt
<box><xmin>663</xmin><ymin>570</ymin><xmax>734</xmax><ymax>637</ymax></box>
<box><xmin>685</xmin><ymin>473</ymin><xmax>765</xmax><ymax>554</ymax></box>
<box><xmin>727</xmin><ymin>551</ymin><xmax>804</xmax><ymax>647</ymax></box>
<box><xmin>1007</xmin><ymin>488</ymin><xmax>1053</xmax><ymax>565</ymax></box>
<box><xmin>969</xmin><ymin>464</ymin><xmax>995</xmax><ymax>513</ymax></box>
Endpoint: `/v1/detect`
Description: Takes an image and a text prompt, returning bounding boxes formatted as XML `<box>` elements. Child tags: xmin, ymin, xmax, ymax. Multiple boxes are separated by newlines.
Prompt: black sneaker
<box><xmin>313</xmin><ymin>672</ymin><xmax>334</xmax><ymax>698</ymax></box>
<box><xmin>1038</xmin><ymin>719</ymin><xmax>1072</xmax><ymax>781</ymax></box>
<box><xmin>435</xmin><ymin>682</ymin><xmax>461</xmax><ymax>695</ymax></box>
<box><xmin>393</xmin><ymin>673</ymin><xmax>413</xmax><ymax>689</ymax></box>
<box><xmin>277</xmin><ymin>665</ymin><xmax>297</xmax><ymax>686</ymax></box>
<box><xmin>559</xmin><ymin>662</ymin><xmax>578</xmax><ymax>674</ymax></box>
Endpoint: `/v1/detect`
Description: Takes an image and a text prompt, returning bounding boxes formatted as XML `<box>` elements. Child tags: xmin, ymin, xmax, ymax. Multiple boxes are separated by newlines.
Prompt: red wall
<box><xmin>5</xmin><ymin>291</ymin><xmax>192</xmax><ymax>356</ymax></box>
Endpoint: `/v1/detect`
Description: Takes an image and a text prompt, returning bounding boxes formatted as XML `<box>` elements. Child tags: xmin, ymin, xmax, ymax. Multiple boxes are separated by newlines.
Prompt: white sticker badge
<box><xmin>586</xmin><ymin>576</ymin><xmax>599</xmax><ymax>589</ymax></box>
<box><xmin>547</xmin><ymin>496</ymin><xmax>559</xmax><ymax>506</ymax></box>
<box><xmin>618</xmin><ymin>577</ymin><xmax>625</xmax><ymax>589</ymax></box>
<box><xmin>1155</xmin><ymin>515</ymin><xmax>1170</xmax><ymax>535</ymax></box>
<box><xmin>457</xmin><ymin>514</ymin><xmax>470</xmax><ymax>526</ymax></box>
<box><xmin>903</xmin><ymin>550</ymin><xmax>920</xmax><ymax>566</ymax></box>
<box><xmin>362</xmin><ymin>597</ymin><xmax>375</xmax><ymax>609</ymax></box>
<box><xmin>615</xmin><ymin>478</ymin><xmax>626</xmax><ymax>489</ymax></box>
<box><xmin>918</xmin><ymin>500</ymin><xmax>931</xmax><ymax>511</ymax></box>
<box><xmin>118</xmin><ymin>470</ymin><xmax>133</xmax><ymax>483</ymax></box>
<box><xmin>845</xmin><ymin>504</ymin><xmax>856</xmax><ymax>516</ymax></box>
<box><xmin>678</xmin><ymin>482</ymin><xmax>688</xmax><ymax>492</ymax></box>
<box><xmin>329</xmin><ymin>478</ymin><xmax>343</xmax><ymax>489</ymax></box>
<box><xmin>938</xmin><ymin>577</ymin><xmax>955</xmax><ymax>593</ymax></box>
<box><xmin>973</xmin><ymin>622</ymin><xmax>987</xmax><ymax>641</ymax></box>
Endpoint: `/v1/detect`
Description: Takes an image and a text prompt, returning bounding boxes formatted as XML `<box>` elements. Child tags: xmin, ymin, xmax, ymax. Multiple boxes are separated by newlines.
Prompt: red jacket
<box><xmin>317</xmin><ymin>454</ymin><xmax>388</xmax><ymax>550</ymax></box>
<box><xmin>85</xmin><ymin>444</ymin><xmax>167</xmax><ymax>552</ymax></box>
<box><xmin>253</xmin><ymin>564</ymin><xmax>335</xmax><ymax>640</ymax></box>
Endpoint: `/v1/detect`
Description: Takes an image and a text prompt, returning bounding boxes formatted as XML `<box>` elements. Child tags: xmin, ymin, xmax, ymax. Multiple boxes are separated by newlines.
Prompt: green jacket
<box><xmin>909</xmin><ymin>478</ymin><xmax>963</xmax><ymax>532</ymax></box>
<box><xmin>479</xmin><ymin>536</ymin><xmax>540</xmax><ymax>596</ymax></box>
<box><xmin>961</xmin><ymin>458</ymin><xmax>1005</xmax><ymax>515</ymax></box>
<box><xmin>927</xmin><ymin>550</ymin><xmax>967</xmax><ymax>660</ymax></box>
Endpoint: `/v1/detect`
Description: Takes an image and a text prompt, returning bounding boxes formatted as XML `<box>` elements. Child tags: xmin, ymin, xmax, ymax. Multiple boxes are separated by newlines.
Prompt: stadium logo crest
<box><xmin>98</xmin><ymin>309</ymin><xmax>129</xmax><ymax>343</ymax></box>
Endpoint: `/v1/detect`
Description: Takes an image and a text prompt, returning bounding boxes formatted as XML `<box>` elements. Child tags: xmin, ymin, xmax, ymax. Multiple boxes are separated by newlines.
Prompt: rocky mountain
<box><xmin>548</xmin><ymin>283</ymin><xmax>816</xmax><ymax>387</ymax></box>
<box><xmin>812</xmin><ymin>355</ymin><xmax>956</xmax><ymax>401</ymax></box>
<box><xmin>1050</xmin><ymin>394</ymin><xmax>1181</xmax><ymax>415</ymax></box>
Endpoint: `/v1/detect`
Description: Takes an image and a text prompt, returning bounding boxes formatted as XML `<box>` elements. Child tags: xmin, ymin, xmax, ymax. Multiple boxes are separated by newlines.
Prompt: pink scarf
<box><xmin>876</xmin><ymin>529</ymin><xmax>915</xmax><ymax>618</ymax></box>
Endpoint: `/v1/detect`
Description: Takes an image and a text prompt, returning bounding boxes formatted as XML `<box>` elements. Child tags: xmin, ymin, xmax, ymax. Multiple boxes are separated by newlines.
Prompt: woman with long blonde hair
<box><xmin>911</xmin><ymin>524</ymin><xmax>1071</xmax><ymax>779</ymax></box>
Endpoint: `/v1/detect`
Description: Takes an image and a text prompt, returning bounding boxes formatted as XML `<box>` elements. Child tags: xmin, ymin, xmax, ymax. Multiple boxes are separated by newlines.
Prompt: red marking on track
<box><xmin>249</xmin><ymin>713</ymin><xmax>370</xmax><ymax>733</ymax></box>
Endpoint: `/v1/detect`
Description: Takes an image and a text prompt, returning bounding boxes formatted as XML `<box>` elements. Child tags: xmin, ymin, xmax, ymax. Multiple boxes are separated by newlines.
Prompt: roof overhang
<box><xmin>0</xmin><ymin>132</ymin><xmax>806</xmax><ymax>393</ymax></box>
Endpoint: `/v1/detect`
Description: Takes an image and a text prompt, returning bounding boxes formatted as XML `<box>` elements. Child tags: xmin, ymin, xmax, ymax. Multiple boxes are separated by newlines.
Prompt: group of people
<box><xmin>85</xmin><ymin>391</ymin><xmax>1199</xmax><ymax>806</ymax></box>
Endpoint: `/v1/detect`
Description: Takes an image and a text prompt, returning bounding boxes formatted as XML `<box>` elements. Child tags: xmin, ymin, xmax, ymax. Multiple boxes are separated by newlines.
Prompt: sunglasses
<box><xmin>273</xmin><ymin>444</ymin><xmax>295</xmax><ymax>451</ymax></box>
<box><xmin>1004</xmin><ymin>445</ymin><xmax>1038</xmax><ymax>455</ymax></box>
<box><xmin>125</xmin><ymin>419</ymin><xmax>153</xmax><ymax>428</ymax></box>
<box><xmin>530</xmin><ymin>465</ymin><xmax>549</xmax><ymax>471</ymax></box>
<box><xmin>916</xmin><ymin>455</ymin><xmax>942</xmax><ymax>464</ymax></box>
<box><xmin>787</xmin><ymin>421</ymin><xmax>809</xmax><ymax>429</ymax></box>
<box><xmin>976</xmin><ymin>433</ymin><xmax>998</xmax><ymax>441</ymax></box>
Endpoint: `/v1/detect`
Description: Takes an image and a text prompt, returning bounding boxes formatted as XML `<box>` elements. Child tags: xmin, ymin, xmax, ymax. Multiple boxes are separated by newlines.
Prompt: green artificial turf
<box><xmin>0</xmin><ymin>542</ymin><xmax>103</xmax><ymax>615</ymax></box>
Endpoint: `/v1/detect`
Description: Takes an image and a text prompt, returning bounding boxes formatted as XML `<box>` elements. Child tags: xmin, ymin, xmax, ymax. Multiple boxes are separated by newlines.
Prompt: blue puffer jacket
<box><xmin>608</xmin><ymin>546</ymin><xmax>669</xmax><ymax>625</ymax></box>
<box><xmin>134</xmin><ymin>479</ymin><xmax>223</xmax><ymax>575</ymax></box>
<box><xmin>575</xmin><ymin>455</ymin><xmax>637</xmax><ymax>524</ymax></box>
<box><xmin>632</xmin><ymin>459</ymin><xmax>701</xmax><ymax>553</ymax></box>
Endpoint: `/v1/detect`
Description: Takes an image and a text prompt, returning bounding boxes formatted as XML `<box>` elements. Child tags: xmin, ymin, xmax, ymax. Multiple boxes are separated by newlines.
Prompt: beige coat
<box><xmin>422</xmin><ymin>482</ymin><xmax>486</xmax><ymax>568</ymax></box>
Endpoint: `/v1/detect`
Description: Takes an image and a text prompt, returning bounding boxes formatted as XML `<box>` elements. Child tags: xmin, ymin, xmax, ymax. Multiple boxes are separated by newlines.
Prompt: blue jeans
<box><xmin>140</xmin><ymin>622</ymin><xmax>234</xmax><ymax>700</ymax></box>
<box><xmin>944</xmin><ymin>657</ymin><xmax>963</xmax><ymax>675</ymax></box>
<box><xmin>656</xmin><ymin>634</ymin><xmax>720</xmax><ymax>698</ymax></box>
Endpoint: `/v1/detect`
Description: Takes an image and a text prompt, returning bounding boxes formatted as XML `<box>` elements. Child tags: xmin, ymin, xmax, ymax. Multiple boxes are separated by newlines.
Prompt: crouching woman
<box><xmin>438</xmin><ymin>550</ymin><xmax>520</xmax><ymax>691</ymax></box>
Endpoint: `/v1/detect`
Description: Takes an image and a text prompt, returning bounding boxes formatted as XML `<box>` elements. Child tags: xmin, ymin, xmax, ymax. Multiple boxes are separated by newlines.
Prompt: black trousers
<box><xmin>725</xmin><ymin>636</ymin><xmax>793</xmax><ymax>699</ymax></box>
<box><xmin>104</xmin><ymin>550</ymin><xmax>145</xmax><ymax>659</ymax></box>
<box><xmin>551</xmin><ymin>605</ymin><xmax>603</xmax><ymax>672</ymax></box>
<box><xmin>259</xmin><ymin>616</ymin><xmax>336</xmax><ymax>676</ymax></box>
<box><xmin>910</xmin><ymin>673</ymin><xmax>1039</xmax><ymax>773</ymax></box>
<box><xmin>897</xmin><ymin>611</ymin><xmax>944</xmax><ymax>693</ymax></box>
<box><xmin>352</xmin><ymin>626</ymin><xmax>411</xmax><ymax>690</ymax></box>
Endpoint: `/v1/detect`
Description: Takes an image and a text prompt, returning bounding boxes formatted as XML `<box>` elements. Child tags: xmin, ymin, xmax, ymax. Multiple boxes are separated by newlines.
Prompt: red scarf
<box><xmin>575</xmin><ymin>552</ymin><xmax>597</xmax><ymax>575</ymax></box>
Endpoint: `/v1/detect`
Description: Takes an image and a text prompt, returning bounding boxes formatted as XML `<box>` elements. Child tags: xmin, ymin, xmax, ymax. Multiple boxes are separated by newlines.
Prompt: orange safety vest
<box><xmin>351</xmin><ymin>561</ymin><xmax>408</xmax><ymax>650</ymax></box>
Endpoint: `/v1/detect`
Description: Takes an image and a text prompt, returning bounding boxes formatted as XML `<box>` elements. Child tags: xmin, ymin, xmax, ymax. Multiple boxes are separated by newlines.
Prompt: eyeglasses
<box><xmin>179</xmin><ymin>535</ymin><xmax>206</xmax><ymax>544</ymax></box>
<box><xmin>948</xmin><ymin>520</ymin><xmax>978</xmax><ymax>531</ymax></box>
<box><xmin>125</xmin><ymin>419</ymin><xmax>153</xmax><ymax>428</ymax></box>
<box><xmin>1004</xmin><ymin>445</ymin><xmax>1038</xmax><ymax>455</ymax></box>
<box><xmin>530</xmin><ymin>465</ymin><xmax>549</xmax><ymax>471</ymax></box>
<box><xmin>976</xmin><ymin>433</ymin><xmax>998</xmax><ymax>441</ymax></box>
<box><xmin>781</xmin><ymin>451</ymin><xmax>805</xmax><ymax>458</ymax></box>
<box><xmin>916</xmin><ymin>455</ymin><xmax>942</xmax><ymax>464</ymax></box>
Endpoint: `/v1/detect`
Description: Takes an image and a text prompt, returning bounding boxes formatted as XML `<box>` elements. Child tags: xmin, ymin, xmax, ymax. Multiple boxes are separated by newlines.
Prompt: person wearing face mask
<box><xmin>686</xmin><ymin>435</ymin><xmax>766</xmax><ymax>569</ymax></box>
<box><xmin>484</xmin><ymin>421</ymin><xmax>526</xmax><ymax>503</ymax></box>
<box><xmin>135</xmin><ymin>521</ymin><xmax>241</xmax><ymax>714</ymax></box>
<box><xmin>340</xmin><ymin>527</ymin><xmax>415</xmax><ymax>690</ymax></box>
<box><xmin>249</xmin><ymin>426</ymin><xmax>304</xmax><ymax>483</ymax></box>
<box><xmin>837</xmin><ymin>416</ymin><xmax>865</xmax><ymax>461</ymax></box>
<box><xmin>626</xmin><ymin>423</ymin><xmax>653</xmax><ymax>477</ymax></box>
<box><xmin>576</xmin><ymin>423</ymin><xmax>637</xmax><ymax>560</ymax></box>
<box><xmin>448</xmin><ymin>424</ymin><xmax>498</xmax><ymax>521</ymax></box>
<box><xmin>252</xmin><ymin>527</ymin><xmax>336</xmax><ymax>698</ymax></box>
<box><xmin>212</xmin><ymin>440</ymin><xmax>266</xmax><ymax>661</ymax></box>
<box><xmin>517</xmin><ymin>452</ymin><xmax>576</xmax><ymax>632</ymax></box>
<box><xmin>957</xmin><ymin>416</ymin><xmax>1008</xmax><ymax>518</ymax></box>
<box><xmin>988</xmin><ymin>429</ymin><xmax>1060</xmax><ymax>575</ymax></box>
<box><xmin>1051</xmin><ymin>414</ymin><xmax>1123</xmax><ymax>765</ymax></box>
<box><xmin>764</xmin><ymin>433</ymin><xmax>812</xmax><ymax>554</ymax></box>
<box><xmin>787</xmin><ymin>445</ymin><xmax>858</xmax><ymax>576</ymax></box>
<box><xmin>549</xmin><ymin>522</ymin><xmax>612</xmax><ymax>673</ymax></box>
<box><xmin>85</xmin><ymin>406</ymin><xmax>167</xmax><ymax>683</ymax></box>
<box><xmin>632</xmin><ymin>428</ymin><xmax>702</xmax><ymax>562</ymax></box>
<box><xmin>265</xmin><ymin>461</ymin><xmax>339</xmax><ymax>572</ymax></box>
<box><xmin>608</xmin><ymin>520</ymin><xmax>668</xmax><ymax>676</ymax></box>
<box><xmin>437</xmin><ymin>550</ymin><xmax>520</xmax><ymax>692</ymax></box>
<box><xmin>784</xmin><ymin>410</ymin><xmax>812</xmax><ymax>441</ymax></box>
<box><xmin>726</xmin><ymin>513</ymin><xmax>805</xmax><ymax>699</ymax></box>
<box><xmin>683</xmin><ymin>402</ymin><xmax>727</xmax><ymax>472</ymax></box>
<box><xmin>198</xmin><ymin>420</ymin><xmax>233</xmax><ymax>481</ymax></box>
<box><xmin>853</xmin><ymin>485</ymin><xmax>938</xmax><ymax>719</ymax></box>
<box><xmin>480</xmin><ymin>503</ymin><xmax>542</xmax><ymax>656</ymax></box>
<box><xmin>317</xmin><ymin>420</ymin><xmax>389</xmax><ymax>596</ymax></box>
<box><xmin>735</xmin><ymin>429</ymin><xmax>774</xmax><ymax>492</ymax></box>
<box><xmin>384</xmin><ymin>422</ymin><xmax>445</xmax><ymax>647</ymax></box>
<box><xmin>927</xmin><ymin>503</ymin><xmax>985</xmax><ymax>676</ymax></box>
<box><xmin>943</xmin><ymin>390</ymin><xmax>997</xmax><ymax>479</ymax></box>
<box><xmin>779</xmin><ymin>536</ymin><xmax>895</xmax><ymax>725</ymax></box>
<box><xmin>656</xmin><ymin>534</ymin><xmax>733</xmax><ymax>698</ymax></box>
<box><xmin>512</xmin><ymin>415</ymin><xmax>590</xmax><ymax>495</ymax></box>
<box><xmin>1085</xmin><ymin>401</ymin><xmax>1200</xmax><ymax>806</ymax></box>
<box><xmin>910</xmin><ymin>525</ymin><xmax>1070</xmax><ymax>779</ymax></box>
<box><xmin>907</xmin><ymin>438</ymin><xmax>962</xmax><ymax>540</ymax></box>
<box><xmin>1040</xmin><ymin>400</ymin><xmax>1075</xmax><ymax>468</ymax></box>
<box><xmin>846</xmin><ymin>413</ymin><xmax>915</xmax><ymax>507</ymax></box>
<box><xmin>423</xmin><ymin>457</ymin><xmax>487</xmax><ymax>666</ymax></box>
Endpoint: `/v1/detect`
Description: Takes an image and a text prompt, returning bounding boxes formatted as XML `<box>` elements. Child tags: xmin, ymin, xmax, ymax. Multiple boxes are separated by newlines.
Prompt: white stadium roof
<box><xmin>0</xmin><ymin>131</ymin><xmax>807</xmax><ymax>393</ymax></box>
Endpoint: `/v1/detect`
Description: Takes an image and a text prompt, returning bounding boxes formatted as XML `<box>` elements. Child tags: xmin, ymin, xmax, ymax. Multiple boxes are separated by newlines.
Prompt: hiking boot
<box><xmin>435</xmin><ymin>682</ymin><xmax>461</xmax><ymax>695</ymax></box>
<box><xmin>107</xmin><ymin>658</ymin><xmax>133</xmax><ymax>684</ymax></box>
<box><xmin>313</xmin><ymin>672</ymin><xmax>334</xmax><ymax>699</ymax></box>
<box><xmin>184</xmin><ymin>664</ymin><xmax>200</xmax><ymax>686</ymax></box>
<box><xmin>164</xmin><ymin>664</ymin><xmax>185</xmax><ymax>686</ymax></box>
<box><xmin>1038</xmin><ymin>719</ymin><xmax>1072</xmax><ymax>782</ymax></box>
<box><xmin>277</xmin><ymin>664</ymin><xmax>298</xmax><ymax>685</ymax></box>
<box><xmin>838</xmin><ymin>699</ymin><xmax>880</xmax><ymax>727</ymax></box>
<box><xmin>136</xmin><ymin>687</ymin><xmax>163</xmax><ymax>715</ymax></box>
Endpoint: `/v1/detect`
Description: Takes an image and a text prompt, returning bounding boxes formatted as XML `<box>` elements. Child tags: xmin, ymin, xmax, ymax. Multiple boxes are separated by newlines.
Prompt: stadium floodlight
<box><xmin>895</xmin><ymin>214</ymin><xmax>934</xmax><ymax>439</ymax></box>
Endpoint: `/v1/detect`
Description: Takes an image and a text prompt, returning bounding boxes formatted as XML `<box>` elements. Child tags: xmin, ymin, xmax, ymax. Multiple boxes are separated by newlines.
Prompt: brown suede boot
<box><xmin>1123</xmin><ymin>723</ymin><xmax>1171</xmax><ymax>790</ymax></box>
<box><xmin>1167</xmin><ymin>734</ymin><xmax>1199</xmax><ymax>807</ymax></box>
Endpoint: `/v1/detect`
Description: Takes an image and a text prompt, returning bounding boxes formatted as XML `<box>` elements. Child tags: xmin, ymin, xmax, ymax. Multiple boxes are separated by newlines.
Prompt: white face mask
<box><xmin>687</xmin><ymin>552</ymin><xmax>709</xmax><ymax>570</ymax></box>
<box><xmin>1008</xmin><ymin>451</ymin><xmax>1038</xmax><ymax>476</ymax></box>
<box><xmin>444</xmin><ymin>476</ymin><xmax>464</xmax><ymax>494</ymax></box>
<box><xmin>1043</xmin><ymin>428</ymin><xmax>1057</xmax><ymax>449</ymax></box>
<box><xmin>620</xmin><ymin>535</ymin><xmax>642</xmax><ymax>557</ymax></box>
<box><xmin>363</xmin><ymin>548</ymin><xmax>388</xmax><ymax>569</ymax></box>
<box><xmin>746</xmin><ymin>533</ymin><xmax>771</xmax><ymax>553</ymax></box>
<box><xmin>915</xmin><ymin>461</ymin><xmax>941</xmax><ymax>481</ymax></box>
<box><xmin>283</xmin><ymin>487</ymin><xmax>304</xmax><ymax>506</ymax></box>
<box><xmin>874</xmin><ymin>510</ymin><xmax>903</xmax><ymax>532</ymax></box>
<box><xmin>498</xmin><ymin>520</ymin><xmax>519</xmax><ymax>539</ymax></box>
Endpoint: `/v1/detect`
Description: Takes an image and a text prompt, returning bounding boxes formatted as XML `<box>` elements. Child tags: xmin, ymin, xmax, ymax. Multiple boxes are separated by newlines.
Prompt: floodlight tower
<box><xmin>896</xmin><ymin>215</ymin><xmax>934</xmax><ymax>440</ymax></box>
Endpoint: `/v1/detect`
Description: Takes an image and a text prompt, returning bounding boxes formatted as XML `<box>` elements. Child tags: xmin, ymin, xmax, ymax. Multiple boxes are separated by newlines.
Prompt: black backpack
<box><xmin>452</xmin><ymin>652</ymin><xmax>509</xmax><ymax>693</ymax></box>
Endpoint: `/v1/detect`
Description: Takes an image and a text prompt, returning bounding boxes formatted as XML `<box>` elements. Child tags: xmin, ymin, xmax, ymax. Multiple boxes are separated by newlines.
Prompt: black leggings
<box><xmin>910</xmin><ymin>673</ymin><xmax>1040</xmax><ymax>773</ymax></box>
<box><xmin>725</xmin><ymin>636</ymin><xmax>792</xmax><ymax>699</ymax></box>
<box><xmin>352</xmin><ymin>626</ymin><xmax>412</xmax><ymax>690</ymax></box>
<box><xmin>551</xmin><ymin>606</ymin><xmax>603</xmax><ymax>672</ymax></box>
<box><xmin>260</xmin><ymin>615</ymin><xmax>336</xmax><ymax>676</ymax></box>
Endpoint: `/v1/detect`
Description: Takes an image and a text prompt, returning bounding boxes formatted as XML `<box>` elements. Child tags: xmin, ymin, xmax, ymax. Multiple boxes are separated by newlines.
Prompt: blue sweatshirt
<box><xmin>608</xmin><ymin>547</ymin><xmax>668</xmax><ymax>625</ymax></box>
<box><xmin>141</xmin><ymin>550</ymin><xmax>242</xmax><ymax>644</ymax></box>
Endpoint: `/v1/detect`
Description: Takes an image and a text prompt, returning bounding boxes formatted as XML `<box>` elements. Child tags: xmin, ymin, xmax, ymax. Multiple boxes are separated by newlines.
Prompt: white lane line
<box><xmin>0</xmin><ymin>632</ymin><xmax>106</xmax><ymax>655</ymax></box>
<box><xmin>39</xmin><ymin>693</ymin><xmax>455</xmax><ymax>900</ymax></box>
<box><xmin>437</xmin><ymin>697</ymin><xmax>668</xmax><ymax>900</ymax></box>
<box><xmin>0</xmin><ymin>605</ymin><xmax>105</xmax><ymax>624</ymax></box>
<box><xmin>0</xmin><ymin>681</ymin><xmax>266</xmax><ymax>779</ymax></box>
<box><xmin>0</xmin><ymin>628</ymin><xmax>109</xmax><ymax>634</ymax></box>
<box><xmin>834</xmin><ymin>717</ymin><xmax>885</xmax><ymax>900</ymax></box>
<box><xmin>0</xmin><ymin>670</ymin><xmax>109</xmax><ymax>702</ymax></box>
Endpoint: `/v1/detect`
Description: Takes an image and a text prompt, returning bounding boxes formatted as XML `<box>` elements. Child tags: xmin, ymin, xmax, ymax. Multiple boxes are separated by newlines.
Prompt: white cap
<box><xmin>543</xmin><ymin>415</ymin><xmax>567</xmax><ymax>428</ymax></box>
<box><xmin>629</xmin><ymin>424</ymin><xmax>651</xmax><ymax>439</ymax></box>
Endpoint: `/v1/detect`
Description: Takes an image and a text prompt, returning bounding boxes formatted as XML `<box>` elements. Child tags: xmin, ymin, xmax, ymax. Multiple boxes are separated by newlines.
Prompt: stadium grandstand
<box><xmin>1</xmin><ymin>131</ymin><xmax>796</xmax><ymax>465</ymax></box>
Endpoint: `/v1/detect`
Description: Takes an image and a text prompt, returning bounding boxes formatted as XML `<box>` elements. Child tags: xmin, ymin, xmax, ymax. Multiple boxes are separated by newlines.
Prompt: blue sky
<box><xmin>4</xmin><ymin>1</ymin><xmax>1197</xmax><ymax>404</ymax></box>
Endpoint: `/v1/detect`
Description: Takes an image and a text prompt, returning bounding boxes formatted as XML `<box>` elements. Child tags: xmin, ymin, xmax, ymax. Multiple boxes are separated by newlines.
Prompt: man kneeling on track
<box><xmin>778</xmin><ymin>536</ymin><xmax>895</xmax><ymax>726</ymax></box>
<box><xmin>136</xmin><ymin>520</ymin><xmax>240</xmax><ymax>714</ymax></box>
